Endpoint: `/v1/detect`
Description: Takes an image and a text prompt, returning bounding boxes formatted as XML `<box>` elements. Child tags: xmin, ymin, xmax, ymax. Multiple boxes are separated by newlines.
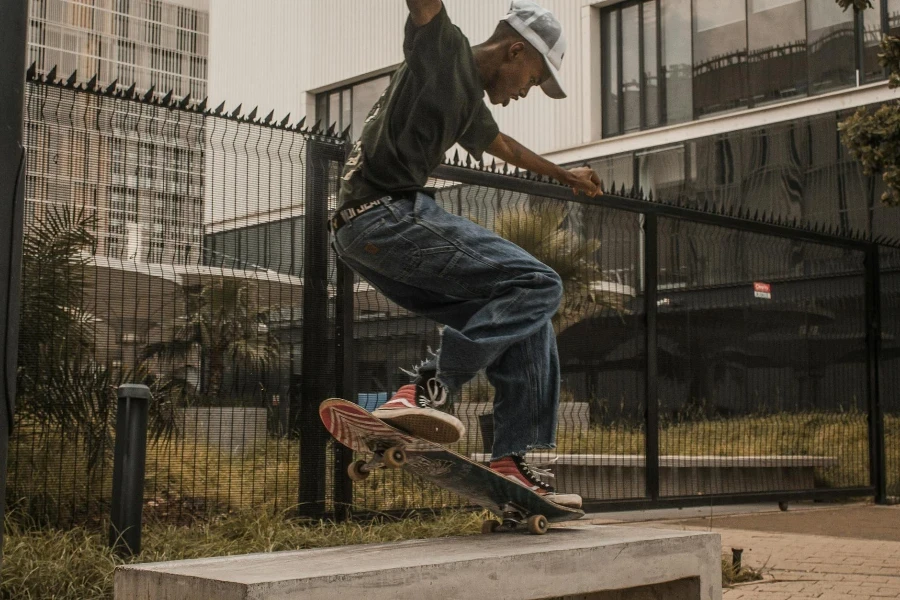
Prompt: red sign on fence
<box><xmin>754</xmin><ymin>282</ymin><xmax>772</xmax><ymax>300</ymax></box>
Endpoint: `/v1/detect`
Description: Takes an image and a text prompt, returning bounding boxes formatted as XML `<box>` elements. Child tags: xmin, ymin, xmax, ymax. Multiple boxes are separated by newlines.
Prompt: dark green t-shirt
<box><xmin>337</xmin><ymin>5</ymin><xmax>500</xmax><ymax>211</ymax></box>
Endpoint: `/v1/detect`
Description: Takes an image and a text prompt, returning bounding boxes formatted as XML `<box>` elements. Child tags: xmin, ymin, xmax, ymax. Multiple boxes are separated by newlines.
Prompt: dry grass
<box><xmin>6</xmin><ymin>413</ymin><xmax>899</xmax><ymax>525</ymax></box>
<box><xmin>1</xmin><ymin>509</ymin><xmax>485</xmax><ymax>600</ymax></box>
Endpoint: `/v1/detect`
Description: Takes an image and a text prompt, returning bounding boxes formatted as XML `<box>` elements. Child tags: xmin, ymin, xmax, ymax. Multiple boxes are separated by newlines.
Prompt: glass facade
<box><xmin>603</xmin><ymin>0</ymin><xmax>895</xmax><ymax>136</ymax></box>
<box><xmin>316</xmin><ymin>74</ymin><xmax>391</xmax><ymax>140</ymax></box>
<box><xmin>206</xmin><ymin>217</ymin><xmax>305</xmax><ymax>277</ymax></box>
<box><xmin>586</xmin><ymin>104</ymin><xmax>900</xmax><ymax>241</ymax></box>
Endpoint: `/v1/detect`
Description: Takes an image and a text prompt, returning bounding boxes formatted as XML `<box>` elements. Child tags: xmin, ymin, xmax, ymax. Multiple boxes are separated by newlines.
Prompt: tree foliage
<box><xmin>142</xmin><ymin>278</ymin><xmax>280</xmax><ymax>401</ymax></box>
<box><xmin>16</xmin><ymin>206</ymin><xmax>180</xmax><ymax>469</ymax></box>
<box><xmin>839</xmin><ymin>35</ymin><xmax>900</xmax><ymax>206</ymax></box>
<box><xmin>492</xmin><ymin>203</ymin><xmax>631</xmax><ymax>331</ymax></box>
<box><xmin>835</xmin><ymin>0</ymin><xmax>872</xmax><ymax>11</ymax></box>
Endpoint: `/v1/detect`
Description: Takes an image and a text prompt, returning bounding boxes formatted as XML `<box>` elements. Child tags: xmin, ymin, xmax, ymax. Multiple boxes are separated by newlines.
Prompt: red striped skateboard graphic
<box><xmin>320</xmin><ymin>398</ymin><xmax>584</xmax><ymax>534</ymax></box>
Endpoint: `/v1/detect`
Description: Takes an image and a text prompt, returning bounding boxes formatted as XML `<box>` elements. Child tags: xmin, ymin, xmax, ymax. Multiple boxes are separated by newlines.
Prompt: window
<box><xmin>602</xmin><ymin>0</ymin><xmax>895</xmax><ymax>138</ymax></box>
<box><xmin>114</xmin><ymin>0</ymin><xmax>130</xmax><ymax>37</ymax></box>
<box><xmin>747</xmin><ymin>0</ymin><xmax>807</xmax><ymax>105</ymax></box>
<box><xmin>315</xmin><ymin>74</ymin><xmax>392</xmax><ymax>140</ymax></box>
<box><xmin>603</xmin><ymin>0</ymin><xmax>693</xmax><ymax>136</ymax></box>
<box><xmin>693</xmin><ymin>0</ymin><xmax>748</xmax><ymax>117</ymax></box>
<box><xmin>891</xmin><ymin>0</ymin><xmax>900</xmax><ymax>36</ymax></box>
<box><xmin>807</xmin><ymin>1</ymin><xmax>855</xmax><ymax>94</ymax></box>
<box><xmin>863</xmin><ymin>0</ymin><xmax>884</xmax><ymax>82</ymax></box>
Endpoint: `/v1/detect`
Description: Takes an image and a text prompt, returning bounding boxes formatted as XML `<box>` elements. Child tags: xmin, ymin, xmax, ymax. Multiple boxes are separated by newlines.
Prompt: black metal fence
<box><xmin>338</xmin><ymin>164</ymin><xmax>899</xmax><ymax>515</ymax></box>
<box><xmin>9</xmin><ymin>70</ymin><xmax>346</xmax><ymax>527</ymax></box>
<box><xmin>7</xmin><ymin>69</ymin><xmax>899</xmax><ymax>530</ymax></box>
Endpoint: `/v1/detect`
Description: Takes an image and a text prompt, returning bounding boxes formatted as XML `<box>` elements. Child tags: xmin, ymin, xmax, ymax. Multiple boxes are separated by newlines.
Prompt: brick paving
<box><xmin>595</xmin><ymin>505</ymin><xmax>900</xmax><ymax>599</ymax></box>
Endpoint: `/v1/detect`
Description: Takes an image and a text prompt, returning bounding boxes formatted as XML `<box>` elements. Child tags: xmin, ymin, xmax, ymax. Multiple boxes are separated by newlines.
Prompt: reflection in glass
<box><xmin>890</xmin><ymin>0</ymin><xmax>900</xmax><ymax>37</ymax></box>
<box><xmin>748</xmin><ymin>0</ymin><xmax>807</xmax><ymax>104</ymax></box>
<box><xmin>328</xmin><ymin>92</ymin><xmax>340</xmax><ymax>130</ymax></box>
<box><xmin>341</xmin><ymin>88</ymin><xmax>352</xmax><ymax>135</ymax></box>
<box><xmin>643</xmin><ymin>0</ymin><xmax>660</xmax><ymax>129</ymax></box>
<box><xmin>692</xmin><ymin>0</ymin><xmax>748</xmax><ymax>117</ymax></box>
<box><xmin>622</xmin><ymin>4</ymin><xmax>641</xmax><ymax>132</ymax></box>
<box><xmin>661</xmin><ymin>0</ymin><xmax>693</xmax><ymax>124</ymax></box>
<box><xmin>807</xmin><ymin>2</ymin><xmax>855</xmax><ymax>94</ymax></box>
<box><xmin>602</xmin><ymin>10</ymin><xmax>620</xmax><ymax>137</ymax></box>
<box><xmin>351</xmin><ymin>76</ymin><xmax>390</xmax><ymax>141</ymax></box>
<box><xmin>638</xmin><ymin>145</ymin><xmax>686</xmax><ymax>204</ymax></box>
<box><xmin>863</xmin><ymin>0</ymin><xmax>885</xmax><ymax>83</ymax></box>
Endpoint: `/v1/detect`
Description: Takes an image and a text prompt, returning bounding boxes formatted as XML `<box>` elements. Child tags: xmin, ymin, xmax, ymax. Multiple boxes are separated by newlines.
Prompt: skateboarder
<box><xmin>329</xmin><ymin>0</ymin><xmax>601</xmax><ymax>509</ymax></box>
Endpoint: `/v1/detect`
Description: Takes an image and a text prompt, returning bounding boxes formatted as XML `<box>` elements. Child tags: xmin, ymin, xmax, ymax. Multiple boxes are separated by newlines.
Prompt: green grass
<box><xmin>1</xmin><ymin>509</ymin><xmax>486</xmax><ymax>600</ymax></box>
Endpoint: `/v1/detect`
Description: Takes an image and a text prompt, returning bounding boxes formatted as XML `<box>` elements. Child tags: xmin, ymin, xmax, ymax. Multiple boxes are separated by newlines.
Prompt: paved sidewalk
<box><xmin>588</xmin><ymin>504</ymin><xmax>900</xmax><ymax>600</ymax></box>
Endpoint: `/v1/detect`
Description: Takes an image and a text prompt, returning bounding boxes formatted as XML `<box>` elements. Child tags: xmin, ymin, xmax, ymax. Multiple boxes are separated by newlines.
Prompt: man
<box><xmin>330</xmin><ymin>0</ymin><xmax>601</xmax><ymax>509</ymax></box>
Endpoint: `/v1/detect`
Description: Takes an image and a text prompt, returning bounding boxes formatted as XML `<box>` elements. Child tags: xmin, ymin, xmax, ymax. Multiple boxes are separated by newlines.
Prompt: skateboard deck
<box><xmin>320</xmin><ymin>398</ymin><xmax>584</xmax><ymax>534</ymax></box>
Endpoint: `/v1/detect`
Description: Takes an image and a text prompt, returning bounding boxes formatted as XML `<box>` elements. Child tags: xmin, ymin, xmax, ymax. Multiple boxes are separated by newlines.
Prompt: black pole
<box><xmin>298</xmin><ymin>140</ymin><xmax>339</xmax><ymax>518</ymax></box>
<box><xmin>0</xmin><ymin>0</ymin><xmax>29</xmax><ymax>567</ymax></box>
<box><xmin>864</xmin><ymin>244</ymin><xmax>886</xmax><ymax>504</ymax></box>
<box><xmin>109</xmin><ymin>384</ymin><xmax>151</xmax><ymax>557</ymax></box>
<box><xmin>332</xmin><ymin>258</ymin><xmax>356</xmax><ymax>521</ymax></box>
<box><xmin>644</xmin><ymin>213</ymin><xmax>660</xmax><ymax>501</ymax></box>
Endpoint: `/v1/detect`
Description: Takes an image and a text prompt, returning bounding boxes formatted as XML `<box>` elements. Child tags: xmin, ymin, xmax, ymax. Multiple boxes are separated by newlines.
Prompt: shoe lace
<box><xmin>514</xmin><ymin>457</ymin><xmax>555</xmax><ymax>492</ymax></box>
<box><xmin>400</xmin><ymin>348</ymin><xmax>448</xmax><ymax>409</ymax></box>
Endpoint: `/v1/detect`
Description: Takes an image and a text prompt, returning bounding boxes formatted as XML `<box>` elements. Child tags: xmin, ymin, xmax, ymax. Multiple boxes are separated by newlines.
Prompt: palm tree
<box><xmin>16</xmin><ymin>205</ymin><xmax>179</xmax><ymax>466</ymax></box>
<box><xmin>492</xmin><ymin>202</ymin><xmax>631</xmax><ymax>331</ymax></box>
<box><xmin>142</xmin><ymin>278</ymin><xmax>280</xmax><ymax>401</ymax></box>
<box><xmin>18</xmin><ymin>205</ymin><xmax>97</xmax><ymax>396</ymax></box>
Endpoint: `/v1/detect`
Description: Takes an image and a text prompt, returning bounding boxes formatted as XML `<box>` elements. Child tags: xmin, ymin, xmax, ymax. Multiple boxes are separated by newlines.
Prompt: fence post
<box><xmin>0</xmin><ymin>0</ymin><xmax>29</xmax><ymax>564</ymax></box>
<box><xmin>864</xmin><ymin>244</ymin><xmax>886</xmax><ymax>504</ymax></box>
<box><xmin>109</xmin><ymin>384</ymin><xmax>151</xmax><ymax>557</ymax></box>
<box><xmin>332</xmin><ymin>257</ymin><xmax>356</xmax><ymax>521</ymax></box>
<box><xmin>644</xmin><ymin>213</ymin><xmax>660</xmax><ymax>501</ymax></box>
<box><xmin>297</xmin><ymin>139</ymin><xmax>342</xmax><ymax>519</ymax></box>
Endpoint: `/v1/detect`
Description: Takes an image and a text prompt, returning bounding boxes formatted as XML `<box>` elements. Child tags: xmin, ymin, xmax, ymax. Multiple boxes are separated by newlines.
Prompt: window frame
<box><xmin>601</xmin><ymin>0</ymin><xmax>893</xmax><ymax>138</ymax></box>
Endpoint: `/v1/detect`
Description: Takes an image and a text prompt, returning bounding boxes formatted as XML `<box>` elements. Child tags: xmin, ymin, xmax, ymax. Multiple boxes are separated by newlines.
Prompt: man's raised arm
<box><xmin>407</xmin><ymin>0</ymin><xmax>443</xmax><ymax>26</ymax></box>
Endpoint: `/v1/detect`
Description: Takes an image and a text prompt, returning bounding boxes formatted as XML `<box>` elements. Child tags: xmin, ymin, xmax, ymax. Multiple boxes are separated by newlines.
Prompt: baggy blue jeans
<box><xmin>332</xmin><ymin>193</ymin><xmax>562</xmax><ymax>459</ymax></box>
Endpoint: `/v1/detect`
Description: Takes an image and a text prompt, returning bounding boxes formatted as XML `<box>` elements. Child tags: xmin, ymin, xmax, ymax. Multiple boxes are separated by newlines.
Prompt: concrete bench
<box><xmin>115</xmin><ymin>525</ymin><xmax>722</xmax><ymax>600</ymax></box>
<box><xmin>471</xmin><ymin>453</ymin><xmax>838</xmax><ymax>499</ymax></box>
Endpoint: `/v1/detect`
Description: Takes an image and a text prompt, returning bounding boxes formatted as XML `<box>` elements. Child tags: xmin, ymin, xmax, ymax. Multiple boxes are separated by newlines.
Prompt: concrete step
<box><xmin>115</xmin><ymin>525</ymin><xmax>722</xmax><ymax>600</ymax></box>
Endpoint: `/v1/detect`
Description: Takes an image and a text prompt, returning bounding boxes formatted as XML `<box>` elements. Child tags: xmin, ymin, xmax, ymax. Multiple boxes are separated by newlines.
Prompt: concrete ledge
<box><xmin>115</xmin><ymin>525</ymin><xmax>722</xmax><ymax>600</ymax></box>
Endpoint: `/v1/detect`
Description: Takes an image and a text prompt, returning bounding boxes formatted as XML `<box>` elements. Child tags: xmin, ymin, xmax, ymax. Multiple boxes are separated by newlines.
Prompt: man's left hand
<box><xmin>563</xmin><ymin>167</ymin><xmax>603</xmax><ymax>197</ymax></box>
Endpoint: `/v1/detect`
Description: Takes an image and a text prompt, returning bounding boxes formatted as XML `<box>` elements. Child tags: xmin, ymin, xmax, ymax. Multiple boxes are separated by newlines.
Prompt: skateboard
<box><xmin>319</xmin><ymin>398</ymin><xmax>585</xmax><ymax>534</ymax></box>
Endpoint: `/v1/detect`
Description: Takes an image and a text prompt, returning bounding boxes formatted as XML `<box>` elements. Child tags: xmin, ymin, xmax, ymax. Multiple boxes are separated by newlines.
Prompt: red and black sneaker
<box><xmin>373</xmin><ymin>365</ymin><xmax>464</xmax><ymax>444</ymax></box>
<box><xmin>490</xmin><ymin>455</ymin><xmax>582</xmax><ymax>509</ymax></box>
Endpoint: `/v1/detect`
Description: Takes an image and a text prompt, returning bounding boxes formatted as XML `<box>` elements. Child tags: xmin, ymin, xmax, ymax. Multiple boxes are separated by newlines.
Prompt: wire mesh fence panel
<box><xmin>10</xmin><ymin>78</ymin><xmax>345</xmax><ymax>527</ymax></box>
<box><xmin>882</xmin><ymin>246</ymin><xmax>900</xmax><ymax>500</ymax></box>
<box><xmin>11</xmin><ymin>73</ymin><xmax>898</xmax><ymax>528</ymax></box>
<box><xmin>656</xmin><ymin>217</ymin><xmax>870</xmax><ymax>497</ymax></box>
<box><xmin>346</xmin><ymin>178</ymin><xmax>646</xmax><ymax>511</ymax></box>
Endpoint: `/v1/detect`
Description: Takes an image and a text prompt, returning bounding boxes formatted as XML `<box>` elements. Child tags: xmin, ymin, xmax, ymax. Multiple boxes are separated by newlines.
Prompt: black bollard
<box><xmin>109</xmin><ymin>384</ymin><xmax>151</xmax><ymax>557</ymax></box>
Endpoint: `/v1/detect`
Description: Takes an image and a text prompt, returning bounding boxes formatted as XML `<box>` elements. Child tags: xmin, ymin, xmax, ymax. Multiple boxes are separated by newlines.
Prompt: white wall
<box><xmin>209</xmin><ymin>0</ymin><xmax>598</xmax><ymax>155</ymax></box>
<box><xmin>208</xmin><ymin>0</ymin><xmax>313</xmax><ymax>122</ymax></box>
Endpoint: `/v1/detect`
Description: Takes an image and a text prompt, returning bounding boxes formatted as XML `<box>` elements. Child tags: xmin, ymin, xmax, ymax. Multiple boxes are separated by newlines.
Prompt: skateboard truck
<box><xmin>347</xmin><ymin>446</ymin><xmax>407</xmax><ymax>481</ymax></box>
<box><xmin>481</xmin><ymin>503</ymin><xmax>550</xmax><ymax>535</ymax></box>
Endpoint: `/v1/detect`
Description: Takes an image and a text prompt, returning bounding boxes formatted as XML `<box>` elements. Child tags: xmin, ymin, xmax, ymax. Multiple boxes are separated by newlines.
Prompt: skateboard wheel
<box><xmin>779</xmin><ymin>501</ymin><xmax>789</xmax><ymax>512</ymax></box>
<box><xmin>527</xmin><ymin>514</ymin><xmax>549</xmax><ymax>535</ymax></box>
<box><xmin>383</xmin><ymin>447</ymin><xmax>407</xmax><ymax>469</ymax></box>
<box><xmin>481</xmin><ymin>520</ymin><xmax>501</xmax><ymax>534</ymax></box>
<box><xmin>347</xmin><ymin>460</ymin><xmax>371</xmax><ymax>482</ymax></box>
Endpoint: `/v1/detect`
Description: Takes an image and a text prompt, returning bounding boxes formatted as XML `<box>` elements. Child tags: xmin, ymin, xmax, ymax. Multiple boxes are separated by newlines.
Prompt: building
<box><xmin>210</xmin><ymin>0</ymin><xmax>900</xmax><ymax>235</ymax></box>
<box><xmin>25</xmin><ymin>0</ymin><xmax>209</xmax><ymax>266</ymax></box>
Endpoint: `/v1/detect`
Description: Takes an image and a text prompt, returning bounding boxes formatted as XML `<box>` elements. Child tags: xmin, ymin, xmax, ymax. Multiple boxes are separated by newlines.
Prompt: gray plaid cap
<box><xmin>504</xmin><ymin>0</ymin><xmax>567</xmax><ymax>99</ymax></box>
